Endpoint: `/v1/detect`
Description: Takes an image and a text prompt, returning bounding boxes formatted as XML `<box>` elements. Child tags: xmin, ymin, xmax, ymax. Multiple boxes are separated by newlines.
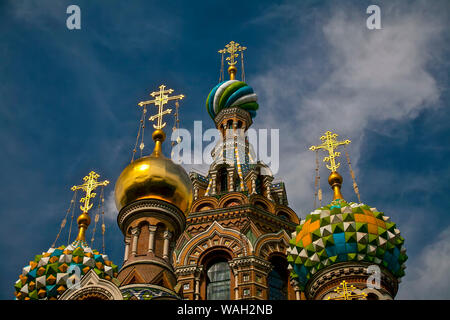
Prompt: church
<box><xmin>13</xmin><ymin>41</ymin><xmax>407</xmax><ymax>301</ymax></box>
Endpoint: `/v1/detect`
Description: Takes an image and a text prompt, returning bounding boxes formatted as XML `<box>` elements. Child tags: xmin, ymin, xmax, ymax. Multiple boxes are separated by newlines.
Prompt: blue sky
<box><xmin>1</xmin><ymin>0</ymin><xmax>449</xmax><ymax>299</ymax></box>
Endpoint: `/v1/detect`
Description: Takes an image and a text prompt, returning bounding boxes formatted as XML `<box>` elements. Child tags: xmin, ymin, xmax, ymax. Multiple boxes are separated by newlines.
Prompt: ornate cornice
<box><xmin>174</xmin><ymin>265</ymin><xmax>204</xmax><ymax>276</ymax></box>
<box><xmin>214</xmin><ymin>107</ymin><xmax>252</xmax><ymax>129</ymax></box>
<box><xmin>186</xmin><ymin>205</ymin><xmax>297</xmax><ymax>231</ymax></box>
<box><xmin>305</xmin><ymin>261</ymin><xmax>398</xmax><ymax>299</ymax></box>
<box><xmin>228</xmin><ymin>256</ymin><xmax>272</xmax><ymax>273</ymax></box>
<box><xmin>121</xmin><ymin>259</ymin><xmax>175</xmax><ymax>274</ymax></box>
<box><xmin>117</xmin><ymin>199</ymin><xmax>186</xmax><ymax>236</ymax></box>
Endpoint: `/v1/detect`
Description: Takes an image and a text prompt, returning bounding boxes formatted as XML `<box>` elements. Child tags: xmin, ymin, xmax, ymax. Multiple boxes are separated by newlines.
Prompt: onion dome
<box><xmin>206</xmin><ymin>80</ymin><xmax>259</xmax><ymax>120</ymax></box>
<box><xmin>115</xmin><ymin>129</ymin><xmax>193</xmax><ymax>215</ymax></box>
<box><xmin>287</xmin><ymin>199</ymin><xmax>407</xmax><ymax>290</ymax></box>
<box><xmin>14</xmin><ymin>240</ymin><xmax>118</xmax><ymax>300</ymax></box>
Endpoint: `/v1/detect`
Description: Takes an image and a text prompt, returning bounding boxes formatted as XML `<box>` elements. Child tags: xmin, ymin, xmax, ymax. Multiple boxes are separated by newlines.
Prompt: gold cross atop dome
<box><xmin>218</xmin><ymin>41</ymin><xmax>247</xmax><ymax>80</ymax></box>
<box><xmin>71</xmin><ymin>171</ymin><xmax>110</xmax><ymax>213</ymax></box>
<box><xmin>219</xmin><ymin>41</ymin><xmax>247</xmax><ymax>67</ymax></box>
<box><xmin>71</xmin><ymin>171</ymin><xmax>109</xmax><ymax>241</ymax></box>
<box><xmin>138</xmin><ymin>84</ymin><xmax>185</xmax><ymax>130</ymax></box>
<box><xmin>309</xmin><ymin>131</ymin><xmax>351</xmax><ymax>173</ymax></box>
<box><xmin>327</xmin><ymin>281</ymin><xmax>367</xmax><ymax>300</ymax></box>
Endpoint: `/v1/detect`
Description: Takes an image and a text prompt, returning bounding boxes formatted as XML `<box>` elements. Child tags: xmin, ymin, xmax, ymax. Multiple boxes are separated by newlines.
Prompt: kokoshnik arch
<box><xmin>14</xmin><ymin>41</ymin><xmax>407</xmax><ymax>300</ymax></box>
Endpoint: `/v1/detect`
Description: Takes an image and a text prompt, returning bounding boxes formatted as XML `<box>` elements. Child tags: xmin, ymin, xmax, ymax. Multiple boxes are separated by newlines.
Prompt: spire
<box><xmin>309</xmin><ymin>131</ymin><xmax>351</xmax><ymax>201</ymax></box>
<box><xmin>137</xmin><ymin>84</ymin><xmax>185</xmax><ymax>158</ymax></box>
<box><xmin>71</xmin><ymin>171</ymin><xmax>109</xmax><ymax>241</ymax></box>
<box><xmin>218</xmin><ymin>41</ymin><xmax>247</xmax><ymax>80</ymax></box>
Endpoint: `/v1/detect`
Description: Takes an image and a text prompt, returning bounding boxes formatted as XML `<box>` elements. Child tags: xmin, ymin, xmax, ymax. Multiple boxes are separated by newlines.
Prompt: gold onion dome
<box><xmin>115</xmin><ymin>129</ymin><xmax>193</xmax><ymax>214</ymax></box>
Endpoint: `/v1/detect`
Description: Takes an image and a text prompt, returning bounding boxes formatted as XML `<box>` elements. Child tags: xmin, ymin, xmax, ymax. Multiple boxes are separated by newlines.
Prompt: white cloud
<box><xmin>250</xmin><ymin>0</ymin><xmax>446</xmax><ymax>216</ymax></box>
<box><xmin>104</xmin><ymin>189</ymin><xmax>117</xmax><ymax>222</ymax></box>
<box><xmin>398</xmin><ymin>226</ymin><xmax>450</xmax><ymax>299</ymax></box>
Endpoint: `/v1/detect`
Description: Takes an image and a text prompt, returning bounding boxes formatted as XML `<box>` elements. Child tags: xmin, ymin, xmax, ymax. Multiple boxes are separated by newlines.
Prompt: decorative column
<box><xmin>131</xmin><ymin>226</ymin><xmax>140</xmax><ymax>256</ymax></box>
<box><xmin>124</xmin><ymin>236</ymin><xmax>131</xmax><ymax>262</ymax></box>
<box><xmin>163</xmin><ymin>230</ymin><xmax>173</xmax><ymax>260</ymax></box>
<box><xmin>227</xmin><ymin>167</ymin><xmax>235</xmax><ymax>192</ymax></box>
<box><xmin>290</xmin><ymin>278</ymin><xmax>301</xmax><ymax>300</ymax></box>
<box><xmin>277</xmin><ymin>191</ymin><xmax>284</xmax><ymax>205</ymax></box>
<box><xmin>233</xmin><ymin>269</ymin><xmax>239</xmax><ymax>299</ymax></box>
<box><xmin>249</xmin><ymin>172</ymin><xmax>257</xmax><ymax>195</ymax></box>
<box><xmin>148</xmin><ymin>225</ymin><xmax>157</xmax><ymax>253</ymax></box>
<box><xmin>263</xmin><ymin>176</ymin><xmax>273</xmax><ymax>201</ymax></box>
<box><xmin>194</xmin><ymin>266</ymin><xmax>203</xmax><ymax>300</ymax></box>
<box><xmin>210</xmin><ymin>171</ymin><xmax>217</xmax><ymax>196</ymax></box>
<box><xmin>194</xmin><ymin>186</ymin><xmax>199</xmax><ymax>201</ymax></box>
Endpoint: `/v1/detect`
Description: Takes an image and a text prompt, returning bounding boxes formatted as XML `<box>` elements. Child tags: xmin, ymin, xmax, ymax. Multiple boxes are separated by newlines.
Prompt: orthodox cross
<box><xmin>218</xmin><ymin>41</ymin><xmax>247</xmax><ymax>67</ymax></box>
<box><xmin>327</xmin><ymin>280</ymin><xmax>367</xmax><ymax>300</ymax></box>
<box><xmin>138</xmin><ymin>84</ymin><xmax>185</xmax><ymax>129</ymax></box>
<box><xmin>71</xmin><ymin>171</ymin><xmax>109</xmax><ymax>213</ymax></box>
<box><xmin>309</xmin><ymin>131</ymin><xmax>351</xmax><ymax>172</ymax></box>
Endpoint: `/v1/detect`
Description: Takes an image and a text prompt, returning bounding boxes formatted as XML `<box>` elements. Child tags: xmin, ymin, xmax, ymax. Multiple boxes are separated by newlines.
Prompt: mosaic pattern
<box><xmin>14</xmin><ymin>240</ymin><xmax>118</xmax><ymax>300</ymax></box>
<box><xmin>122</xmin><ymin>287</ymin><xmax>179</xmax><ymax>300</ymax></box>
<box><xmin>206</xmin><ymin>80</ymin><xmax>259</xmax><ymax>119</ymax></box>
<box><xmin>287</xmin><ymin>199</ymin><xmax>407</xmax><ymax>290</ymax></box>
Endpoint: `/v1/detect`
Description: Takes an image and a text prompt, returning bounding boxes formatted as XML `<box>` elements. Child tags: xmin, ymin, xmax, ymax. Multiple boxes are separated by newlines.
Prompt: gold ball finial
<box><xmin>228</xmin><ymin>65</ymin><xmax>237</xmax><ymax>80</ymax></box>
<box><xmin>328</xmin><ymin>171</ymin><xmax>344</xmax><ymax>200</ymax></box>
<box><xmin>328</xmin><ymin>171</ymin><xmax>343</xmax><ymax>186</ymax></box>
<box><xmin>152</xmin><ymin>129</ymin><xmax>166</xmax><ymax>142</ymax></box>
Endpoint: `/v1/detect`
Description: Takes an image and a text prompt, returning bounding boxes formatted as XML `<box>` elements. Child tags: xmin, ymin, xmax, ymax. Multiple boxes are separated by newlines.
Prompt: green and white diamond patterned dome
<box><xmin>287</xmin><ymin>198</ymin><xmax>407</xmax><ymax>290</ymax></box>
<box><xmin>14</xmin><ymin>240</ymin><xmax>119</xmax><ymax>300</ymax></box>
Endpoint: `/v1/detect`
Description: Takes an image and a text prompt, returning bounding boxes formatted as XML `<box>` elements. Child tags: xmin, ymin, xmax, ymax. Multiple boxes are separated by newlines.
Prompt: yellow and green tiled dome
<box><xmin>14</xmin><ymin>240</ymin><xmax>118</xmax><ymax>300</ymax></box>
<box><xmin>287</xmin><ymin>199</ymin><xmax>407</xmax><ymax>290</ymax></box>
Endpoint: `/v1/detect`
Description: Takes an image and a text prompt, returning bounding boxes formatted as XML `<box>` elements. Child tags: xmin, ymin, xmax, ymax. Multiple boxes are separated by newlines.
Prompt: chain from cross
<box><xmin>218</xmin><ymin>41</ymin><xmax>247</xmax><ymax>66</ymax></box>
<box><xmin>327</xmin><ymin>280</ymin><xmax>367</xmax><ymax>300</ymax></box>
<box><xmin>309</xmin><ymin>131</ymin><xmax>351</xmax><ymax>172</ymax></box>
<box><xmin>138</xmin><ymin>85</ymin><xmax>184</xmax><ymax>129</ymax></box>
<box><xmin>71</xmin><ymin>171</ymin><xmax>109</xmax><ymax>213</ymax></box>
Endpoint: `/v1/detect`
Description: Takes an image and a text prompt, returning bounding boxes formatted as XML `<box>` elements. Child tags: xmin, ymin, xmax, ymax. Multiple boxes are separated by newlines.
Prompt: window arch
<box><xmin>366</xmin><ymin>292</ymin><xmax>380</xmax><ymax>300</ymax></box>
<box><xmin>224</xmin><ymin>198</ymin><xmax>241</xmax><ymax>208</ymax></box>
<box><xmin>254</xmin><ymin>201</ymin><xmax>268</xmax><ymax>211</ymax></box>
<box><xmin>277</xmin><ymin>211</ymin><xmax>290</xmax><ymax>221</ymax></box>
<box><xmin>206</xmin><ymin>258</ymin><xmax>230</xmax><ymax>300</ymax></box>
<box><xmin>268</xmin><ymin>255</ymin><xmax>288</xmax><ymax>300</ymax></box>
<box><xmin>218</xmin><ymin>167</ymin><xmax>228</xmax><ymax>193</ymax></box>
<box><xmin>136</xmin><ymin>222</ymin><xmax>149</xmax><ymax>255</ymax></box>
<box><xmin>197</xmin><ymin>203</ymin><xmax>214</xmax><ymax>212</ymax></box>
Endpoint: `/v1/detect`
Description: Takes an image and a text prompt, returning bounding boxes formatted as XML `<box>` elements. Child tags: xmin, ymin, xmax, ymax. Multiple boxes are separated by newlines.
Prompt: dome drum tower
<box><xmin>113</xmin><ymin>88</ymin><xmax>193</xmax><ymax>299</ymax></box>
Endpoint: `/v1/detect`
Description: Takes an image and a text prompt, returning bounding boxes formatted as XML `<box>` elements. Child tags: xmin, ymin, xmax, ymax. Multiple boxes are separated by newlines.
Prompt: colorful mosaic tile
<box><xmin>287</xmin><ymin>199</ymin><xmax>407</xmax><ymax>290</ymax></box>
<box><xmin>14</xmin><ymin>240</ymin><xmax>118</xmax><ymax>300</ymax></box>
<box><xmin>121</xmin><ymin>287</ymin><xmax>179</xmax><ymax>300</ymax></box>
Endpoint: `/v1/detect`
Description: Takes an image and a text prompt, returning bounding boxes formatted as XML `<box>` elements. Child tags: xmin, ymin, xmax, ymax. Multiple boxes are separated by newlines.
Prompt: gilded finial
<box><xmin>138</xmin><ymin>84</ymin><xmax>184</xmax><ymax>157</ymax></box>
<box><xmin>327</xmin><ymin>280</ymin><xmax>367</xmax><ymax>300</ymax></box>
<box><xmin>218</xmin><ymin>41</ymin><xmax>247</xmax><ymax>80</ymax></box>
<box><xmin>71</xmin><ymin>171</ymin><xmax>109</xmax><ymax>241</ymax></box>
<box><xmin>310</xmin><ymin>131</ymin><xmax>351</xmax><ymax>200</ymax></box>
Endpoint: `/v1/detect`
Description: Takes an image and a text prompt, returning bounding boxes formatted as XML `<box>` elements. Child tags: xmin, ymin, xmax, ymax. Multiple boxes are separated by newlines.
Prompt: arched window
<box><xmin>277</xmin><ymin>212</ymin><xmax>290</xmax><ymax>222</ymax></box>
<box><xmin>234</xmin><ymin>178</ymin><xmax>240</xmax><ymax>191</ymax></box>
<box><xmin>268</xmin><ymin>256</ymin><xmax>288</xmax><ymax>300</ymax></box>
<box><xmin>206</xmin><ymin>259</ymin><xmax>230</xmax><ymax>300</ymax></box>
<box><xmin>254</xmin><ymin>201</ymin><xmax>268</xmax><ymax>211</ymax></box>
<box><xmin>218</xmin><ymin>167</ymin><xmax>228</xmax><ymax>193</ymax></box>
<box><xmin>255</xmin><ymin>176</ymin><xmax>263</xmax><ymax>195</ymax></box>
<box><xmin>137</xmin><ymin>222</ymin><xmax>149</xmax><ymax>255</ymax></box>
<box><xmin>366</xmin><ymin>292</ymin><xmax>379</xmax><ymax>300</ymax></box>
